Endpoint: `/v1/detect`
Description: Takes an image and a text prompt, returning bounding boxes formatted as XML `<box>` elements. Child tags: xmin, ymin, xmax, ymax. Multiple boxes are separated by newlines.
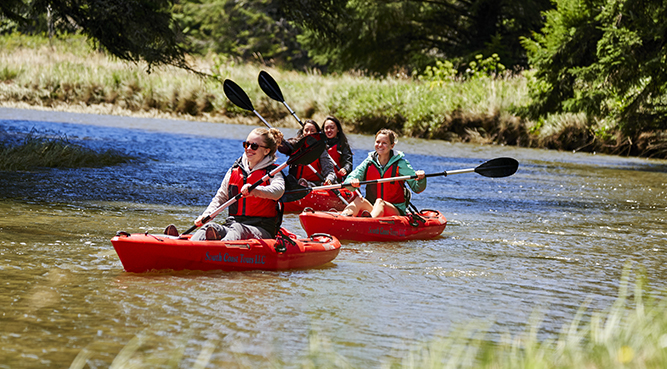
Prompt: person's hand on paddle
<box><xmin>349</xmin><ymin>178</ymin><xmax>361</xmax><ymax>188</ymax></box>
<box><xmin>240</xmin><ymin>183</ymin><xmax>255</xmax><ymax>196</ymax></box>
<box><xmin>194</xmin><ymin>215</ymin><xmax>206</xmax><ymax>227</ymax></box>
<box><xmin>337</xmin><ymin>168</ymin><xmax>347</xmax><ymax>177</ymax></box>
<box><xmin>324</xmin><ymin>179</ymin><xmax>333</xmax><ymax>185</ymax></box>
<box><xmin>416</xmin><ymin>170</ymin><xmax>425</xmax><ymax>180</ymax></box>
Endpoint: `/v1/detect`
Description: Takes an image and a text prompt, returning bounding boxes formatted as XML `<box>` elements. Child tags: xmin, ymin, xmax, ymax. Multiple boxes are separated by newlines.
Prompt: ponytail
<box><xmin>253</xmin><ymin>127</ymin><xmax>284</xmax><ymax>157</ymax></box>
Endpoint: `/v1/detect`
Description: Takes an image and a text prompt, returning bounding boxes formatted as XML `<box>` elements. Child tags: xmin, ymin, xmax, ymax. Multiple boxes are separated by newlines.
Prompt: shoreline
<box><xmin>0</xmin><ymin>104</ymin><xmax>300</xmax><ymax>141</ymax></box>
<box><xmin>3</xmin><ymin>33</ymin><xmax>667</xmax><ymax>160</ymax></box>
<box><xmin>4</xmin><ymin>105</ymin><xmax>663</xmax><ymax>167</ymax></box>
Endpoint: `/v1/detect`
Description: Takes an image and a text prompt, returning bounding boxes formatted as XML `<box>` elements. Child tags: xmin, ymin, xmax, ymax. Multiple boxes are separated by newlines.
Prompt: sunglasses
<box><xmin>242</xmin><ymin>141</ymin><xmax>268</xmax><ymax>150</ymax></box>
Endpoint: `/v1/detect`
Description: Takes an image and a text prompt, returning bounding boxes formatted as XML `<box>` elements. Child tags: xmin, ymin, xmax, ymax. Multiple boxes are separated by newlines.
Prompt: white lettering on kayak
<box><xmin>206</xmin><ymin>252</ymin><xmax>265</xmax><ymax>265</ymax></box>
<box><xmin>367</xmin><ymin>226</ymin><xmax>406</xmax><ymax>237</ymax></box>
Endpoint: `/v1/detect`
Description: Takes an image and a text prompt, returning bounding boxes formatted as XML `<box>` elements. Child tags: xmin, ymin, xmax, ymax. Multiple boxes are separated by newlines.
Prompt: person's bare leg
<box><xmin>341</xmin><ymin>195</ymin><xmax>373</xmax><ymax>216</ymax></box>
<box><xmin>371</xmin><ymin>199</ymin><xmax>400</xmax><ymax>218</ymax></box>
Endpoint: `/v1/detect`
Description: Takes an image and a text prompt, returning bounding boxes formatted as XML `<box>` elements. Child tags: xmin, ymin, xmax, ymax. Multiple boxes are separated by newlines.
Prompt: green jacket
<box><xmin>344</xmin><ymin>150</ymin><xmax>426</xmax><ymax>214</ymax></box>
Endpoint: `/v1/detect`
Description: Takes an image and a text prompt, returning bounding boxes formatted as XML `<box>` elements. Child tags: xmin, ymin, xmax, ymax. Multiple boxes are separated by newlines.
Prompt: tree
<box><xmin>521</xmin><ymin>0</ymin><xmax>667</xmax><ymax>135</ymax></box>
<box><xmin>278</xmin><ymin>0</ymin><xmax>552</xmax><ymax>75</ymax></box>
<box><xmin>0</xmin><ymin>0</ymin><xmax>192</xmax><ymax>72</ymax></box>
<box><xmin>175</xmin><ymin>0</ymin><xmax>309</xmax><ymax>69</ymax></box>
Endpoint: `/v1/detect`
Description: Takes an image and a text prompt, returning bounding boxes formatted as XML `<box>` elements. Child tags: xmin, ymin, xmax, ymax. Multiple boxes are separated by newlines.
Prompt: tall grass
<box><xmin>380</xmin><ymin>267</ymin><xmax>666</xmax><ymax>369</ymax></box>
<box><xmin>0</xmin><ymin>128</ymin><xmax>134</xmax><ymax>170</ymax></box>
<box><xmin>66</xmin><ymin>267</ymin><xmax>667</xmax><ymax>368</ymax></box>
<box><xmin>0</xmin><ymin>33</ymin><xmax>224</xmax><ymax>121</ymax></box>
<box><xmin>0</xmin><ymin>33</ymin><xmax>529</xmax><ymax>135</ymax></box>
<box><xmin>3</xmin><ymin>33</ymin><xmax>666</xmax><ymax>157</ymax></box>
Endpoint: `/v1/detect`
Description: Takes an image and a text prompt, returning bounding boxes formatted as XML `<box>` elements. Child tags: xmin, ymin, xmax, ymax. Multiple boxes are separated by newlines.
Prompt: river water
<box><xmin>1</xmin><ymin>108</ymin><xmax>666</xmax><ymax>368</ymax></box>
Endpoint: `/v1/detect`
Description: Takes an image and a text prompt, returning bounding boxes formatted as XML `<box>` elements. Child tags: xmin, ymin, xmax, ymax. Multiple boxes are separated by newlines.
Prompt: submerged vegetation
<box><xmin>1</xmin><ymin>33</ymin><xmax>667</xmax><ymax>158</ymax></box>
<box><xmin>0</xmin><ymin>128</ymin><xmax>134</xmax><ymax>170</ymax></box>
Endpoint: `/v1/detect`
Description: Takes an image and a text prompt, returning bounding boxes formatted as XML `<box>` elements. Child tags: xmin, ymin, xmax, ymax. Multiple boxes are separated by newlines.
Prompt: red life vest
<box><xmin>228</xmin><ymin>163</ymin><xmax>279</xmax><ymax>217</ymax></box>
<box><xmin>327</xmin><ymin>144</ymin><xmax>343</xmax><ymax>180</ymax></box>
<box><xmin>290</xmin><ymin>158</ymin><xmax>322</xmax><ymax>182</ymax></box>
<box><xmin>364</xmin><ymin>161</ymin><xmax>406</xmax><ymax>204</ymax></box>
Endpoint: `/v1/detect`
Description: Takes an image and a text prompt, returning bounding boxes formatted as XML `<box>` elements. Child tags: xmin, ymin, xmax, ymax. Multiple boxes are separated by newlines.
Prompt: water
<box><xmin>1</xmin><ymin>108</ymin><xmax>666</xmax><ymax>368</ymax></box>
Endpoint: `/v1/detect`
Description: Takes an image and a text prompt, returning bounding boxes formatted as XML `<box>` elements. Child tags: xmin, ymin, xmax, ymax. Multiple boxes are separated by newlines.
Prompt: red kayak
<box><xmin>111</xmin><ymin>229</ymin><xmax>341</xmax><ymax>272</ymax></box>
<box><xmin>299</xmin><ymin>209</ymin><xmax>447</xmax><ymax>242</ymax></box>
<box><xmin>283</xmin><ymin>188</ymin><xmax>356</xmax><ymax>213</ymax></box>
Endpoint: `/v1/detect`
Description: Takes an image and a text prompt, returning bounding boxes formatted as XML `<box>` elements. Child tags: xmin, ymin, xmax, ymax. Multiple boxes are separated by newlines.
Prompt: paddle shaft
<box><xmin>294</xmin><ymin>172</ymin><xmax>430</xmax><ymax>193</ymax></box>
<box><xmin>258</xmin><ymin>71</ymin><xmax>344</xmax><ymax>173</ymax></box>
<box><xmin>284</xmin><ymin>157</ymin><xmax>519</xmax><ymax>195</ymax></box>
<box><xmin>249</xmin><ymin>108</ymin><xmax>349</xmax><ymax>205</ymax></box>
<box><xmin>281</xmin><ymin>100</ymin><xmax>303</xmax><ymax>127</ymax></box>
<box><xmin>224</xmin><ymin>77</ymin><xmax>349</xmax><ymax>205</ymax></box>
<box><xmin>181</xmin><ymin>135</ymin><xmax>327</xmax><ymax>235</ymax></box>
<box><xmin>245</xmin><ymin>105</ymin><xmax>325</xmax><ymax>182</ymax></box>
<box><xmin>182</xmin><ymin>160</ymin><xmax>290</xmax><ymax>235</ymax></box>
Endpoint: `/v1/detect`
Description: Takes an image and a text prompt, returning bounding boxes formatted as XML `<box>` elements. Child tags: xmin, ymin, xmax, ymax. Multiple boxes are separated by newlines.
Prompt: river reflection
<box><xmin>1</xmin><ymin>108</ymin><xmax>667</xmax><ymax>368</ymax></box>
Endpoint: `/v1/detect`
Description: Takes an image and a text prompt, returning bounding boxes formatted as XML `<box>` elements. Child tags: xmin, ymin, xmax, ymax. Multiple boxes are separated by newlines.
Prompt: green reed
<box><xmin>378</xmin><ymin>266</ymin><xmax>666</xmax><ymax>369</ymax></box>
<box><xmin>0</xmin><ymin>129</ymin><xmax>134</xmax><ymax>170</ymax></box>
<box><xmin>67</xmin><ymin>267</ymin><xmax>667</xmax><ymax>368</ymax></box>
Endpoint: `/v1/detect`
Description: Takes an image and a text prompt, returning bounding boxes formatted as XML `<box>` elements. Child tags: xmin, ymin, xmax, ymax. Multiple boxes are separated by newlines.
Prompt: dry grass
<box><xmin>4</xmin><ymin>34</ymin><xmax>667</xmax><ymax>158</ymax></box>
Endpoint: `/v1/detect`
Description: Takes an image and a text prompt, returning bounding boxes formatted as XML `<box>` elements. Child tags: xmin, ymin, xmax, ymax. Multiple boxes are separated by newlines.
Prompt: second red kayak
<box><xmin>283</xmin><ymin>188</ymin><xmax>356</xmax><ymax>213</ymax></box>
<box><xmin>299</xmin><ymin>209</ymin><xmax>447</xmax><ymax>242</ymax></box>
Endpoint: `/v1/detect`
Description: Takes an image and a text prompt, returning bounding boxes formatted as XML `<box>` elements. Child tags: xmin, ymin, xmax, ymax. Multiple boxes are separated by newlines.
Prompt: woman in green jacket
<box><xmin>341</xmin><ymin>129</ymin><xmax>426</xmax><ymax>217</ymax></box>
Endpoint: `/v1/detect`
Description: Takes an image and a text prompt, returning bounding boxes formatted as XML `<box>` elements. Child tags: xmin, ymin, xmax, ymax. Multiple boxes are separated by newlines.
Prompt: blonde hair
<box><xmin>253</xmin><ymin>127</ymin><xmax>284</xmax><ymax>156</ymax></box>
<box><xmin>375</xmin><ymin>128</ymin><xmax>398</xmax><ymax>145</ymax></box>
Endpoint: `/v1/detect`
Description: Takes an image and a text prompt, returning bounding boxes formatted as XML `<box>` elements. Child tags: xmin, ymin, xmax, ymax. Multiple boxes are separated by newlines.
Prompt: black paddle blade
<box><xmin>474</xmin><ymin>157</ymin><xmax>519</xmax><ymax>178</ymax></box>
<box><xmin>280</xmin><ymin>173</ymin><xmax>310</xmax><ymax>203</ymax></box>
<box><xmin>258</xmin><ymin>71</ymin><xmax>285</xmax><ymax>102</ymax></box>
<box><xmin>281</xmin><ymin>189</ymin><xmax>310</xmax><ymax>203</ymax></box>
<box><xmin>223</xmin><ymin>79</ymin><xmax>254</xmax><ymax>111</ymax></box>
<box><xmin>287</xmin><ymin>134</ymin><xmax>326</xmax><ymax>166</ymax></box>
<box><xmin>280</xmin><ymin>134</ymin><xmax>326</xmax><ymax>202</ymax></box>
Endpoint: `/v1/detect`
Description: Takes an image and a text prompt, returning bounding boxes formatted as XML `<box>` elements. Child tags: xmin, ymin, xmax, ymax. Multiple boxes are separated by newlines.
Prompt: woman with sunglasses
<box><xmin>322</xmin><ymin>116</ymin><xmax>353</xmax><ymax>181</ymax></box>
<box><xmin>166</xmin><ymin>127</ymin><xmax>285</xmax><ymax>240</ymax></box>
<box><xmin>282</xmin><ymin>120</ymin><xmax>337</xmax><ymax>187</ymax></box>
<box><xmin>340</xmin><ymin>128</ymin><xmax>426</xmax><ymax>218</ymax></box>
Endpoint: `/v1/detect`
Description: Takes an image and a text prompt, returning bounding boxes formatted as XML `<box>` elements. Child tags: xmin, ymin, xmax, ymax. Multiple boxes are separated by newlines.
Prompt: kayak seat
<box><xmin>164</xmin><ymin>224</ymin><xmax>179</xmax><ymax>237</ymax></box>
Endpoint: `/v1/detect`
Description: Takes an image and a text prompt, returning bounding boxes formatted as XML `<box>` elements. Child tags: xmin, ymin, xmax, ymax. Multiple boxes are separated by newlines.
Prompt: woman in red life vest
<box><xmin>322</xmin><ymin>116</ymin><xmax>353</xmax><ymax>181</ymax></box>
<box><xmin>166</xmin><ymin>128</ymin><xmax>286</xmax><ymax>241</ymax></box>
<box><xmin>340</xmin><ymin>129</ymin><xmax>426</xmax><ymax>218</ymax></box>
<box><xmin>285</xmin><ymin>120</ymin><xmax>337</xmax><ymax>187</ymax></box>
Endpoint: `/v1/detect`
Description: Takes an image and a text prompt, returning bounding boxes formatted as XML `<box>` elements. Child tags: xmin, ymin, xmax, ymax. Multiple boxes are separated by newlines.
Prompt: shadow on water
<box><xmin>2</xmin><ymin>110</ymin><xmax>667</xmax><ymax>368</ymax></box>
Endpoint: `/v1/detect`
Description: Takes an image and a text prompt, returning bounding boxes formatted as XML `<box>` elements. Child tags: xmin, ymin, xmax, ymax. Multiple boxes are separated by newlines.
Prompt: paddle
<box><xmin>223</xmin><ymin>79</ymin><xmax>274</xmax><ymax>127</ymax></box>
<box><xmin>258</xmin><ymin>70</ymin><xmax>341</xmax><ymax>169</ymax></box>
<box><xmin>225</xmin><ymin>77</ymin><xmax>350</xmax><ymax>205</ymax></box>
<box><xmin>257</xmin><ymin>71</ymin><xmax>353</xmax><ymax>202</ymax></box>
<box><xmin>281</xmin><ymin>157</ymin><xmax>520</xmax><ymax>201</ymax></box>
<box><xmin>181</xmin><ymin>135</ymin><xmax>326</xmax><ymax>235</ymax></box>
<box><xmin>258</xmin><ymin>70</ymin><xmax>304</xmax><ymax>127</ymax></box>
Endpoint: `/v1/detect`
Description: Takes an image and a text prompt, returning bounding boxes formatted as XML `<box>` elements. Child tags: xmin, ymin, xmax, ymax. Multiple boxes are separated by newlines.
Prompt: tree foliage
<box><xmin>279</xmin><ymin>0</ymin><xmax>552</xmax><ymax>75</ymax></box>
<box><xmin>522</xmin><ymin>0</ymin><xmax>667</xmax><ymax>135</ymax></box>
<box><xmin>0</xmin><ymin>0</ymin><xmax>192</xmax><ymax>72</ymax></box>
<box><xmin>174</xmin><ymin>0</ymin><xmax>309</xmax><ymax>69</ymax></box>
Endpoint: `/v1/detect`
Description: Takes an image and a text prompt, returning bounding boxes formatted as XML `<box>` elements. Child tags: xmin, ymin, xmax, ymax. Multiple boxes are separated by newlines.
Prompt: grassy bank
<box><xmin>0</xmin><ymin>128</ymin><xmax>135</xmax><ymax>170</ymax></box>
<box><xmin>2</xmin><ymin>33</ymin><xmax>666</xmax><ymax>158</ymax></box>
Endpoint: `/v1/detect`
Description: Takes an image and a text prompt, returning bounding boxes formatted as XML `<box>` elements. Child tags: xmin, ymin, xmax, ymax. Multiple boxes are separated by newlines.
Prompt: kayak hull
<box><xmin>299</xmin><ymin>209</ymin><xmax>447</xmax><ymax>242</ymax></box>
<box><xmin>284</xmin><ymin>188</ymin><xmax>355</xmax><ymax>213</ymax></box>
<box><xmin>111</xmin><ymin>231</ymin><xmax>341</xmax><ymax>272</ymax></box>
